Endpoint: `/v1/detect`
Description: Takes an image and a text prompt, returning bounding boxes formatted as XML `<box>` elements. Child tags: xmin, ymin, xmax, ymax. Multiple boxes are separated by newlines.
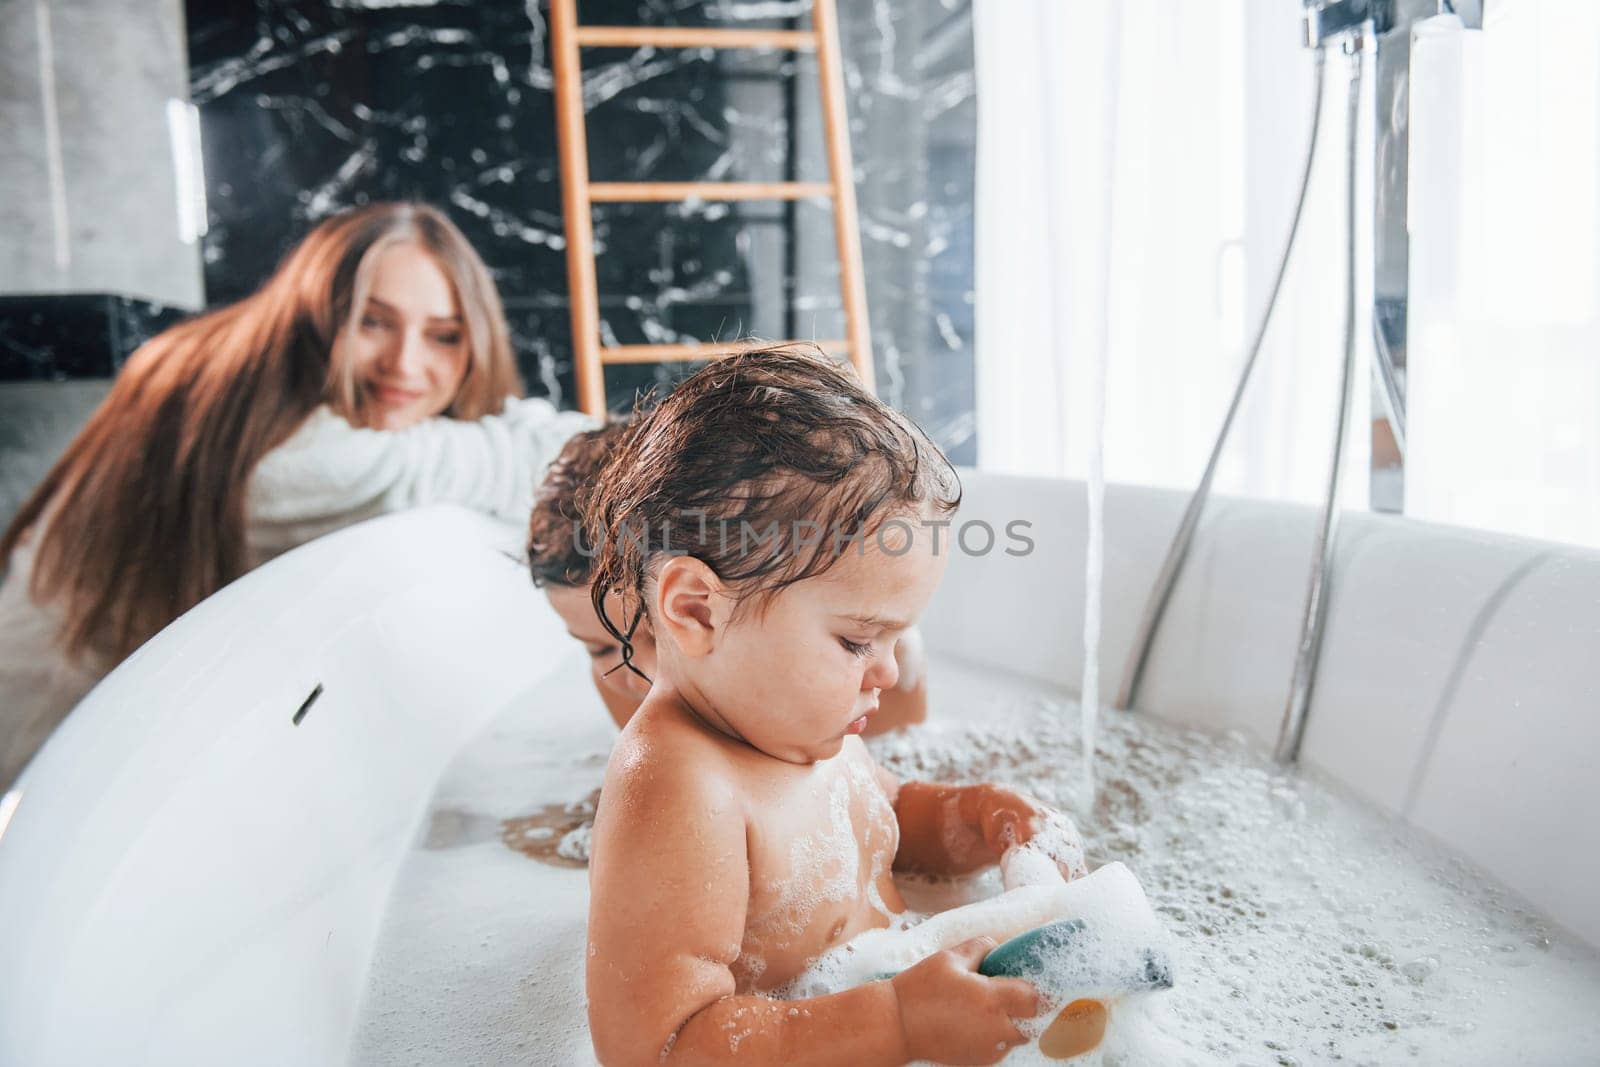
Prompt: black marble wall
<box><xmin>0</xmin><ymin>295</ymin><xmax>186</xmax><ymax>381</ymax></box>
<box><xmin>187</xmin><ymin>0</ymin><xmax>977</xmax><ymax>462</ymax></box>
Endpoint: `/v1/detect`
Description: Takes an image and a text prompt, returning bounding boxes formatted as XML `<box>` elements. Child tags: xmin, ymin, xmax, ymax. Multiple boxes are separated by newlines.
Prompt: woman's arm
<box><xmin>247</xmin><ymin>399</ymin><xmax>595</xmax><ymax>558</ymax></box>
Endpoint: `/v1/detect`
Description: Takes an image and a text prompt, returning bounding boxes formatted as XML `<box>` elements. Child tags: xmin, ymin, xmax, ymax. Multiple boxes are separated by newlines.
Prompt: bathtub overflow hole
<box><xmin>293</xmin><ymin>683</ymin><xmax>324</xmax><ymax>726</ymax></box>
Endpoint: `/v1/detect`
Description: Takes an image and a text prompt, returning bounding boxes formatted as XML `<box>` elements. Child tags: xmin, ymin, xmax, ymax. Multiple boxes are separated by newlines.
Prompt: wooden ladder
<box><xmin>550</xmin><ymin>0</ymin><xmax>875</xmax><ymax>416</ymax></box>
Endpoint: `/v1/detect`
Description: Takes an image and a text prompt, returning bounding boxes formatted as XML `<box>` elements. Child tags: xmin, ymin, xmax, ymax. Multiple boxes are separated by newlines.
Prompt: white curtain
<box><xmin>1408</xmin><ymin>2</ymin><xmax>1600</xmax><ymax>549</ymax></box>
<box><xmin>973</xmin><ymin>0</ymin><xmax>1370</xmax><ymax>510</ymax></box>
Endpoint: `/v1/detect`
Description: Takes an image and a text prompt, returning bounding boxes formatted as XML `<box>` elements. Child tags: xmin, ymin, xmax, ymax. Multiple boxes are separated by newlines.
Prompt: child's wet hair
<box><xmin>526</xmin><ymin>419</ymin><xmax>633</xmax><ymax>588</ymax></box>
<box><xmin>584</xmin><ymin>344</ymin><xmax>961</xmax><ymax>682</ymax></box>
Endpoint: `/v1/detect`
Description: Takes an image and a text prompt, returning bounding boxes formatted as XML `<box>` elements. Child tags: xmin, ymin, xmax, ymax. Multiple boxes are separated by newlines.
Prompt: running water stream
<box><xmin>1078</xmin><ymin>2</ymin><xmax>1121</xmax><ymax>811</ymax></box>
<box><xmin>1079</xmin><ymin>354</ymin><xmax>1106</xmax><ymax>808</ymax></box>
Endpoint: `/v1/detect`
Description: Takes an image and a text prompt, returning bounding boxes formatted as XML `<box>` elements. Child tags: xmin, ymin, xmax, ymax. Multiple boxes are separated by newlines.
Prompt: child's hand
<box><xmin>962</xmin><ymin>787</ymin><xmax>1087</xmax><ymax>879</ymax></box>
<box><xmin>894</xmin><ymin>782</ymin><xmax>1086</xmax><ymax>879</ymax></box>
<box><xmin>970</xmin><ymin>784</ymin><xmax>1049</xmax><ymax>849</ymax></box>
<box><xmin>889</xmin><ymin>936</ymin><xmax>1040</xmax><ymax>1065</ymax></box>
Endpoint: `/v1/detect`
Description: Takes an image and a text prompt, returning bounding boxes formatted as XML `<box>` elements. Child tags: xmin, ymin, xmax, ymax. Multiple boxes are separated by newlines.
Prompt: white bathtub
<box><xmin>1</xmin><ymin>469</ymin><xmax>1595</xmax><ymax>1064</ymax></box>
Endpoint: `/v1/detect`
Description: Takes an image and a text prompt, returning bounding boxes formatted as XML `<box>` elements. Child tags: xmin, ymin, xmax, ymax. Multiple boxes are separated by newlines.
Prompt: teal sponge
<box><xmin>979</xmin><ymin>918</ymin><xmax>1174</xmax><ymax>994</ymax></box>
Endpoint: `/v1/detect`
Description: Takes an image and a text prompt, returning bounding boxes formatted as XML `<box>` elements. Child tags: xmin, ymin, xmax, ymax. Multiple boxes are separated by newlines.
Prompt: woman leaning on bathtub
<box><xmin>0</xmin><ymin>201</ymin><xmax>592</xmax><ymax>788</ymax></box>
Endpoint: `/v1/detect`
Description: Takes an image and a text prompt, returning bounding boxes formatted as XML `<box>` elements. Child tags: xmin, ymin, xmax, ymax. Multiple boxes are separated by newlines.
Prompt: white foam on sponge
<box><xmin>784</xmin><ymin>862</ymin><xmax>1172</xmax><ymax>1009</ymax></box>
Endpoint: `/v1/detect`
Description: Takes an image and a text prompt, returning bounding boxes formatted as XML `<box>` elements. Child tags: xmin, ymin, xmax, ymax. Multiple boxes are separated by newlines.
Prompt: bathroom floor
<box><xmin>351</xmin><ymin>651</ymin><xmax>1600</xmax><ymax>1066</ymax></box>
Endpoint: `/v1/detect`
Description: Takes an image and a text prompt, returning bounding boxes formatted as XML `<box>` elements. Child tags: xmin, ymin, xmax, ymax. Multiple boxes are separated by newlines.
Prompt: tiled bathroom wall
<box><xmin>186</xmin><ymin>0</ymin><xmax>978</xmax><ymax>461</ymax></box>
<box><xmin>0</xmin><ymin>0</ymin><xmax>199</xmax><ymax>529</ymax></box>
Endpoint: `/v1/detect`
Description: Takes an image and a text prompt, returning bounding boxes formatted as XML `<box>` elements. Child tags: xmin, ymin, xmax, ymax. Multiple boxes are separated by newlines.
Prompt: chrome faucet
<box><xmin>1308</xmin><ymin>0</ymin><xmax>1484</xmax><ymax>488</ymax></box>
<box><xmin>1306</xmin><ymin>0</ymin><xmax>1483</xmax><ymax>47</ymax></box>
<box><xmin>1281</xmin><ymin>0</ymin><xmax>1487</xmax><ymax>761</ymax></box>
<box><xmin>1118</xmin><ymin>0</ymin><xmax>1488</xmax><ymax>766</ymax></box>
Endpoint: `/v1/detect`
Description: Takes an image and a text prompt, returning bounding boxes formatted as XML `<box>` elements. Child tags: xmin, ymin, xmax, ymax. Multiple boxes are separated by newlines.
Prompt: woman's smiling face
<box><xmin>341</xmin><ymin>241</ymin><xmax>470</xmax><ymax>430</ymax></box>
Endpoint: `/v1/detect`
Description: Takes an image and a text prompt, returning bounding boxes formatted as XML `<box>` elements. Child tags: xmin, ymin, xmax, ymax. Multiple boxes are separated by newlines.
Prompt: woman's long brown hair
<box><xmin>0</xmin><ymin>202</ymin><xmax>524</xmax><ymax>663</ymax></box>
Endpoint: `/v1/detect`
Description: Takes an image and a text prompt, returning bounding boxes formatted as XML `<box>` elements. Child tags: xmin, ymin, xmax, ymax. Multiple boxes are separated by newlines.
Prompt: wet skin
<box><xmin>585</xmin><ymin>519</ymin><xmax>1066</xmax><ymax>1067</ymax></box>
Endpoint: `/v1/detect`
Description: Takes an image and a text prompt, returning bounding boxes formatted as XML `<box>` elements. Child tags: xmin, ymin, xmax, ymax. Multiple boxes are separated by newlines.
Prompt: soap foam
<box><xmin>741</xmin><ymin>773</ymin><xmax>865</xmax><ymax>986</ymax></box>
<box><xmin>352</xmin><ymin>656</ymin><xmax>1600</xmax><ymax>1065</ymax></box>
<box><xmin>784</xmin><ymin>861</ymin><xmax>1172</xmax><ymax>1011</ymax></box>
<box><xmin>867</xmin><ymin>681</ymin><xmax>1600</xmax><ymax>1065</ymax></box>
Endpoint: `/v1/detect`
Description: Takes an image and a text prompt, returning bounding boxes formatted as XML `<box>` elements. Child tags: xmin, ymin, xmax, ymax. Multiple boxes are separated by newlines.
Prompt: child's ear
<box><xmin>654</xmin><ymin>556</ymin><xmax>726</xmax><ymax>657</ymax></box>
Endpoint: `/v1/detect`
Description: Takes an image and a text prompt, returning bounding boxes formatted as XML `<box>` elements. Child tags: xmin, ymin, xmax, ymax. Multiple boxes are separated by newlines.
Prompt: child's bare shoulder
<box><xmin>601</xmin><ymin>698</ymin><xmax>743</xmax><ymax>819</ymax></box>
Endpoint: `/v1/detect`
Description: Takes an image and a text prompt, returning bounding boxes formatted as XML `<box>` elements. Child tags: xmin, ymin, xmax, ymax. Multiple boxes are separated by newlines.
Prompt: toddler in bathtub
<box><xmin>526</xmin><ymin>417</ymin><xmax>931</xmax><ymax>735</ymax></box>
<box><xmin>582</xmin><ymin>347</ymin><xmax>1088</xmax><ymax>1066</ymax></box>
